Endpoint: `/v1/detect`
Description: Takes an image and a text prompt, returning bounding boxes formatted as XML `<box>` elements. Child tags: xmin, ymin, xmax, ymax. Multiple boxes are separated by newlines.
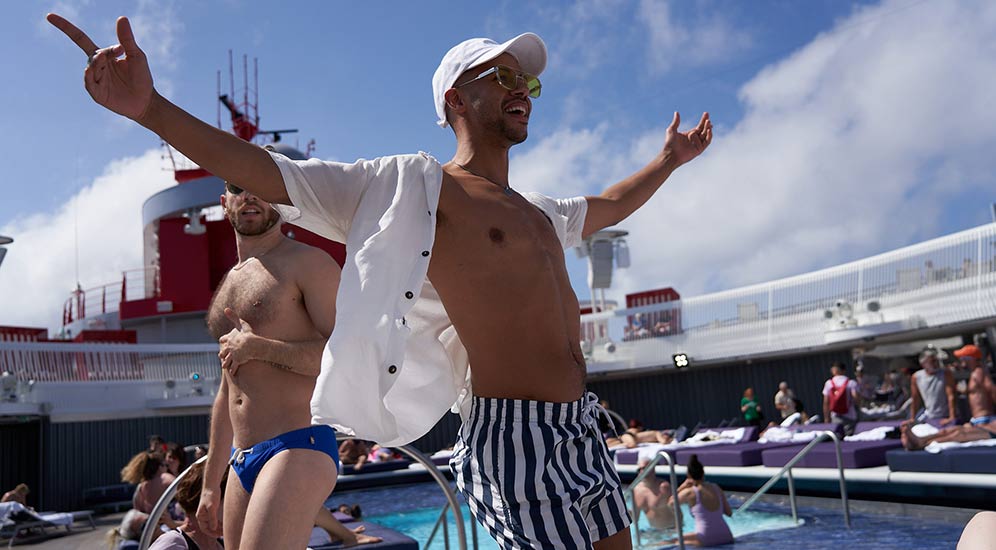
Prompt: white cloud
<box><xmin>638</xmin><ymin>0</ymin><xmax>753</xmax><ymax>74</ymax></box>
<box><xmin>129</xmin><ymin>0</ymin><xmax>184</xmax><ymax>95</ymax></box>
<box><xmin>0</xmin><ymin>149</ymin><xmax>174</xmax><ymax>331</ymax></box>
<box><xmin>512</xmin><ymin>0</ymin><xmax>996</xmax><ymax>302</ymax></box>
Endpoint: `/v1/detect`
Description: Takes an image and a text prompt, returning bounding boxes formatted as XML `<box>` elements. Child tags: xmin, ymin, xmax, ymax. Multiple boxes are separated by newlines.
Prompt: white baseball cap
<box><xmin>432</xmin><ymin>33</ymin><xmax>547</xmax><ymax>128</ymax></box>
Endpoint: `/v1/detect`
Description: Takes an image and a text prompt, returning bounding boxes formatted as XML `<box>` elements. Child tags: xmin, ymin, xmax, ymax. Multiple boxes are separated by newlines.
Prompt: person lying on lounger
<box><xmin>605</xmin><ymin>419</ymin><xmax>674</xmax><ymax>448</ymax></box>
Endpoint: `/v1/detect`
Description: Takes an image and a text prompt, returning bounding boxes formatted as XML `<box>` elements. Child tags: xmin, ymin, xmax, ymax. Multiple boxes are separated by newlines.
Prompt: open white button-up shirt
<box><xmin>270</xmin><ymin>151</ymin><xmax>588</xmax><ymax>446</ymax></box>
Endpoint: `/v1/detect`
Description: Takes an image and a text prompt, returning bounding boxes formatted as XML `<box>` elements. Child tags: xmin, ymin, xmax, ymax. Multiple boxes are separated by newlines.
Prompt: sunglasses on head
<box><xmin>225</xmin><ymin>182</ymin><xmax>245</xmax><ymax>195</ymax></box>
<box><xmin>455</xmin><ymin>64</ymin><xmax>542</xmax><ymax>98</ymax></box>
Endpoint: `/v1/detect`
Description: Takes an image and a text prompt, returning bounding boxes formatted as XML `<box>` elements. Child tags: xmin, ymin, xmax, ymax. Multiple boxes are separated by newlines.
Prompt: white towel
<box><xmin>844</xmin><ymin>426</ymin><xmax>895</xmax><ymax>442</ymax></box>
<box><xmin>925</xmin><ymin>439</ymin><xmax>996</xmax><ymax>453</ymax></box>
<box><xmin>759</xmin><ymin>428</ymin><xmax>823</xmax><ymax>444</ymax></box>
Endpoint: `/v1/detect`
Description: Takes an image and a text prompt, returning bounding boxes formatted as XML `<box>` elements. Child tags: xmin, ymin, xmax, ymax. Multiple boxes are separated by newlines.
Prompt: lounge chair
<box><xmin>761</xmin><ymin>421</ymin><xmax>905</xmax><ymax>469</ymax></box>
<box><xmin>0</xmin><ymin>502</ymin><xmax>95</xmax><ymax>547</ymax></box>
<box><xmin>309</xmin><ymin>521</ymin><xmax>418</xmax><ymax>549</ymax></box>
<box><xmin>675</xmin><ymin>423</ymin><xmax>843</xmax><ymax>467</ymax></box>
<box><xmin>614</xmin><ymin>426</ymin><xmax>759</xmax><ymax>465</ymax></box>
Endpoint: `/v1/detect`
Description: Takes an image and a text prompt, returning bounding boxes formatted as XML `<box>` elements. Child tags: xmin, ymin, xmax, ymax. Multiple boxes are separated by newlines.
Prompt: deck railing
<box><xmin>583</xmin><ymin>222</ymin><xmax>996</xmax><ymax>371</ymax></box>
<box><xmin>0</xmin><ymin>341</ymin><xmax>218</xmax><ymax>383</ymax></box>
<box><xmin>62</xmin><ymin>267</ymin><xmax>160</xmax><ymax>325</ymax></box>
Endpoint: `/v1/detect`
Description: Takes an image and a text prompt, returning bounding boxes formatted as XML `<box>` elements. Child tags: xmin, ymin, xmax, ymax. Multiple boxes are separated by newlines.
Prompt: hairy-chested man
<box><xmin>197</xmin><ymin>181</ymin><xmax>379</xmax><ymax>549</ymax></box>
<box><xmin>902</xmin><ymin>344</ymin><xmax>996</xmax><ymax>451</ymax></box>
<box><xmin>48</xmin><ymin>16</ymin><xmax>711</xmax><ymax>549</ymax></box>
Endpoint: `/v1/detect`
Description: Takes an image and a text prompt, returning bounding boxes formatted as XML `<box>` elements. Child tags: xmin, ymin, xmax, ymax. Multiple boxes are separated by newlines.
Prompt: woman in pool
<box><xmin>666</xmin><ymin>454</ymin><xmax>734</xmax><ymax>547</ymax></box>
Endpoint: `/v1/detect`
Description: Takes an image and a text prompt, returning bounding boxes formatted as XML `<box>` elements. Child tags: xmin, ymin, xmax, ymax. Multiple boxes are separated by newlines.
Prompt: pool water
<box><xmin>328</xmin><ymin>482</ymin><xmax>966</xmax><ymax>549</ymax></box>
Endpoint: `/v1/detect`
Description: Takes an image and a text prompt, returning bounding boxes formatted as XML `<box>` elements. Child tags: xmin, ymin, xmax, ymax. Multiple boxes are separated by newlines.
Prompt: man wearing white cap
<box><xmin>49</xmin><ymin>15</ymin><xmax>711</xmax><ymax>549</ymax></box>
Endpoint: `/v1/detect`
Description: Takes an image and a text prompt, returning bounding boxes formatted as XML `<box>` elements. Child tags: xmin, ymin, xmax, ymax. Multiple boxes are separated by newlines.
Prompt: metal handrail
<box><xmin>427</xmin><ymin>502</ymin><xmax>478</xmax><ymax>549</ymax></box>
<box><xmin>140</xmin><ymin>455</ymin><xmax>207</xmax><ymax>549</ymax></box>
<box><xmin>623</xmin><ymin>450</ymin><xmax>684</xmax><ymax>550</ymax></box>
<box><xmin>337</xmin><ymin>435</ymin><xmax>468</xmax><ymax>550</ymax></box>
<box><xmin>734</xmin><ymin>430</ymin><xmax>851</xmax><ymax>528</ymax></box>
<box><xmin>140</xmin><ymin>437</ymin><xmax>469</xmax><ymax>550</ymax></box>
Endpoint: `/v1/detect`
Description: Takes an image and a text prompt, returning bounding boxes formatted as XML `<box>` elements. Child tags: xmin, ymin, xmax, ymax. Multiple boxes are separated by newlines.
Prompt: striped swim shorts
<box><xmin>450</xmin><ymin>392</ymin><xmax>632</xmax><ymax>549</ymax></box>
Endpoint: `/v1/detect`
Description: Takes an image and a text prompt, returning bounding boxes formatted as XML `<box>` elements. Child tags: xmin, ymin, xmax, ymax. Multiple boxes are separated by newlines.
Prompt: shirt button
<box><xmin>405</xmin><ymin>291</ymin><xmax>414</xmax><ymax>299</ymax></box>
<box><xmin>388</xmin><ymin>365</ymin><xmax>398</xmax><ymax>374</ymax></box>
<box><xmin>421</xmin><ymin>250</ymin><xmax>430</xmax><ymax>257</ymax></box>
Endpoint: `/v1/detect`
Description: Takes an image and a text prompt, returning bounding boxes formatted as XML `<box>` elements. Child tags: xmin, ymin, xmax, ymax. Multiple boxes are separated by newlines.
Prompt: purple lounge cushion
<box><xmin>676</xmin><ymin>441</ymin><xmax>799</xmax><ymax>467</ymax></box>
<box><xmin>341</xmin><ymin>459</ymin><xmax>411</xmax><ymax>475</ymax></box>
<box><xmin>332</xmin><ymin>511</ymin><xmax>356</xmax><ymax>523</ymax></box>
<box><xmin>887</xmin><ymin>447</ymin><xmax>996</xmax><ymax>474</ymax></box>
<box><xmin>761</xmin><ymin>440</ymin><xmax>901</xmax><ymax>468</ymax></box>
<box><xmin>311</xmin><ymin>521</ymin><xmax>418</xmax><ymax>550</ymax></box>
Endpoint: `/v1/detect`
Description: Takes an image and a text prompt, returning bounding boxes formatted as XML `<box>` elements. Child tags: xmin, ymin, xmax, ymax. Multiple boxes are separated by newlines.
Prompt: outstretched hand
<box><xmin>218</xmin><ymin>308</ymin><xmax>256</xmax><ymax>375</ymax></box>
<box><xmin>663</xmin><ymin>111</ymin><xmax>713</xmax><ymax>167</ymax></box>
<box><xmin>46</xmin><ymin>14</ymin><xmax>155</xmax><ymax>121</ymax></box>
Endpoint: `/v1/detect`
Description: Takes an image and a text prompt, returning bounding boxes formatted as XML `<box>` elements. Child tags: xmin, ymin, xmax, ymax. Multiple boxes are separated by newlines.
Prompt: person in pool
<box><xmin>666</xmin><ymin>454</ymin><xmax>733</xmax><ymax>547</ymax></box>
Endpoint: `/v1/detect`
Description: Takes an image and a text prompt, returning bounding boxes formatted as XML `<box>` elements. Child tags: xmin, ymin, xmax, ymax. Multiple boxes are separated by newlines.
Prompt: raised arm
<box><xmin>46</xmin><ymin>14</ymin><xmax>288</xmax><ymax>204</ymax></box>
<box><xmin>909</xmin><ymin>377</ymin><xmax>922</xmax><ymax>421</ymax></box>
<box><xmin>197</xmin><ymin>375</ymin><xmax>231</xmax><ymax>537</ymax></box>
<box><xmin>582</xmin><ymin>111</ymin><xmax>712</xmax><ymax>238</ymax></box>
<box><xmin>944</xmin><ymin>370</ymin><xmax>958</xmax><ymax>424</ymax></box>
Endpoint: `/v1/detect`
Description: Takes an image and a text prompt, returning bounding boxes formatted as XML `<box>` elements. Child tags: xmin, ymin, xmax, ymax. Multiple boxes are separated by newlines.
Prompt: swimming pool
<box><xmin>328</xmin><ymin>482</ymin><xmax>967</xmax><ymax>549</ymax></box>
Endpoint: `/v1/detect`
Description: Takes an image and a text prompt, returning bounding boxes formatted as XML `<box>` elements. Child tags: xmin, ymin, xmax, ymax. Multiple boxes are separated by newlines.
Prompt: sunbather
<box><xmin>901</xmin><ymin>419</ymin><xmax>996</xmax><ymax>451</ymax></box>
<box><xmin>605</xmin><ymin>420</ymin><xmax>674</xmax><ymax>448</ymax></box>
<box><xmin>1</xmin><ymin>484</ymin><xmax>29</xmax><ymax>508</ymax></box>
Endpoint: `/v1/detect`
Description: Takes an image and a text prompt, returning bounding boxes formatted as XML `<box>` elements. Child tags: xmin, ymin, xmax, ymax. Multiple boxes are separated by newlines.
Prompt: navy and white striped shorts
<box><xmin>450</xmin><ymin>392</ymin><xmax>632</xmax><ymax>549</ymax></box>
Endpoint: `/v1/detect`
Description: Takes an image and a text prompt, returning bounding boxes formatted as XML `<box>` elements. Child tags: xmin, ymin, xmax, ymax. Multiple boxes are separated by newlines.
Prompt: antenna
<box><xmin>991</xmin><ymin>202</ymin><xmax>995</xmax><ymax>223</ymax></box>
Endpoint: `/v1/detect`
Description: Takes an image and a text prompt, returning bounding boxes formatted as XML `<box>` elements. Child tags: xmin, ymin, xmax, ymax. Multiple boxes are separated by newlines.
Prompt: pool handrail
<box><xmin>734</xmin><ymin>430</ymin><xmax>851</xmax><ymax>528</ymax></box>
<box><xmin>139</xmin><ymin>455</ymin><xmax>207</xmax><ymax>550</ymax></box>
<box><xmin>337</xmin><ymin>434</ymin><xmax>468</xmax><ymax>550</ymax></box>
<box><xmin>623</xmin><ymin>449</ymin><xmax>685</xmax><ymax>550</ymax></box>
<box><xmin>139</xmin><ymin>438</ymin><xmax>469</xmax><ymax>550</ymax></box>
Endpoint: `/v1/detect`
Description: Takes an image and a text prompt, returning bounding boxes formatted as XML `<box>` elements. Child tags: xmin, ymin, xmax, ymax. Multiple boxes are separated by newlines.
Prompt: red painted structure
<box><xmin>625</xmin><ymin>287</ymin><xmax>682</xmax><ymax>336</ymax></box>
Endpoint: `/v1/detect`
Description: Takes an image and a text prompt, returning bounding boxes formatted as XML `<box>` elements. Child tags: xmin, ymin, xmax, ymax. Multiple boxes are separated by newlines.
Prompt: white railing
<box><xmin>583</xmin><ymin>222</ymin><xmax>996</xmax><ymax>372</ymax></box>
<box><xmin>0</xmin><ymin>342</ymin><xmax>219</xmax><ymax>383</ymax></box>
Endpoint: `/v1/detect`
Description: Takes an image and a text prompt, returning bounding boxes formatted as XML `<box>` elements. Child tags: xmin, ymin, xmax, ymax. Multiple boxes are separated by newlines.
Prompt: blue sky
<box><xmin>3</xmin><ymin>0</ymin><xmax>996</xmax><ymax>329</ymax></box>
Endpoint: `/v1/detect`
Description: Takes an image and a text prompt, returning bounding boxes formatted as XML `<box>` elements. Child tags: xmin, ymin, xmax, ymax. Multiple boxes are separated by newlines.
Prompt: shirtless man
<box><xmin>631</xmin><ymin>460</ymin><xmax>677</xmax><ymax>530</ymax></box>
<box><xmin>47</xmin><ymin>16</ymin><xmax>711</xmax><ymax>549</ymax></box>
<box><xmin>195</xmin><ymin>180</ymin><xmax>353</xmax><ymax>549</ymax></box>
<box><xmin>902</xmin><ymin>344</ymin><xmax>996</xmax><ymax>451</ymax></box>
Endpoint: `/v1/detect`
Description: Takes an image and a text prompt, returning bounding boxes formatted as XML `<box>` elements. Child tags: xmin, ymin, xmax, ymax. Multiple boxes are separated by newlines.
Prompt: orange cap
<box><xmin>954</xmin><ymin>344</ymin><xmax>983</xmax><ymax>359</ymax></box>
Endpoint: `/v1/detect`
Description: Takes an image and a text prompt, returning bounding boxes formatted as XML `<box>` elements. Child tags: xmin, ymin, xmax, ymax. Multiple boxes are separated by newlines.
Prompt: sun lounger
<box><xmin>760</xmin><ymin>421</ymin><xmax>904</xmax><ymax>469</ymax></box>
<box><xmin>0</xmin><ymin>502</ymin><xmax>95</xmax><ymax>547</ymax></box>
<box><xmin>614</xmin><ymin>426</ymin><xmax>759</xmax><ymax>465</ymax></box>
<box><xmin>886</xmin><ymin>440</ymin><xmax>996</xmax><ymax>474</ymax></box>
<box><xmin>309</xmin><ymin>521</ymin><xmax>418</xmax><ymax>549</ymax></box>
<box><xmin>341</xmin><ymin>458</ymin><xmax>411</xmax><ymax>475</ymax></box>
<box><xmin>675</xmin><ymin>423</ymin><xmax>843</xmax><ymax>467</ymax></box>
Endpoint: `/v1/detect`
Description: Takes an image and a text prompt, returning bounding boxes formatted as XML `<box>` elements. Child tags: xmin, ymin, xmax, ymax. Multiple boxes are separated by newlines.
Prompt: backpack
<box><xmin>828</xmin><ymin>377</ymin><xmax>850</xmax><ymax>415</ymax></box>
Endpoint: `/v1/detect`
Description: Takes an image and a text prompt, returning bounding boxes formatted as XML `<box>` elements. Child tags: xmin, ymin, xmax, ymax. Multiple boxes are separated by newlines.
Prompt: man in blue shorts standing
<box><xmin>48</xmin><ymin>15</ymin><xmax>711</xmax><ymax>548</ymax></box>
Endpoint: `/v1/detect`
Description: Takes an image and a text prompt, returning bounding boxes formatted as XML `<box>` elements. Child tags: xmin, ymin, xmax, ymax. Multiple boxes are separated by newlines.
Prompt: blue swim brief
<box><xmin>229</xmin><ymin>425</ymin><xmax>339</xmax><ymax>494</ymax></box>
<box><xmin>970</xmin><ymin>416</ymin><xmax>994</xmax><ymax>426</ymax></box>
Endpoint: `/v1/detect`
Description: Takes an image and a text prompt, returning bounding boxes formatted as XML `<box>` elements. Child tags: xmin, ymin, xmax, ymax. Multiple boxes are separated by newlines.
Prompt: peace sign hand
<box><xmin>47</xmin><ymin>14</ymin><xmax>155</xmax><ymax>122</ymax></box>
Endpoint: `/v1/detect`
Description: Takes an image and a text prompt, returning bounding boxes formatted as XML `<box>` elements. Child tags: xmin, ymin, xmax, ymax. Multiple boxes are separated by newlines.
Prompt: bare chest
<box><xmin>207</xmin><ymin>261</ymin><xmax>299</xmax><ymax>338</ymax></box>
<box><xmin>432</xmin><ymin>188</ymin><xmax>564</xmax><ymax>278</ymax></box>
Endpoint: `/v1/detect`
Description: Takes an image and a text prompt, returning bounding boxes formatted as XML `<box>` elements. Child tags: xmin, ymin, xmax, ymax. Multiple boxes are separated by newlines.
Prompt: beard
<box><xmin>472</xmin><ymin>98</ymin><xmax>528</xmax><ymax>144</ymax></box>
<box><xmin>227</xmin><ymin>205</ymin><xmax>281</xmax><ymax>236</ymax></box>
